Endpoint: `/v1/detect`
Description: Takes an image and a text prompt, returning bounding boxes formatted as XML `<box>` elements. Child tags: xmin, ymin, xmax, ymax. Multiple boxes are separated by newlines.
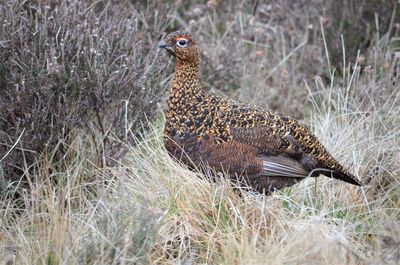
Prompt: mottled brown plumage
<box><xmin>159</xmin><ymin>31</ymin><xmax>361</xmax><ymax>194</ymax></box>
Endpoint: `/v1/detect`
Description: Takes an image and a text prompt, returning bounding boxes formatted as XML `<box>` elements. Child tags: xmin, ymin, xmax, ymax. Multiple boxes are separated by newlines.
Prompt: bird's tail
<box><xmin>312</xmin><ymin>168</ymin><xmax>362</xmax><ymax>186</ymax></box>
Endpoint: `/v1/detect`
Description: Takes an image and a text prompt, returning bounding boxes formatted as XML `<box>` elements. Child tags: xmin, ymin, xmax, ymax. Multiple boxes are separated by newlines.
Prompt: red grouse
<box><xmin>159</xmin><ymin>31</ymin><xmax>361</xmax><ymax>194</ymax></box>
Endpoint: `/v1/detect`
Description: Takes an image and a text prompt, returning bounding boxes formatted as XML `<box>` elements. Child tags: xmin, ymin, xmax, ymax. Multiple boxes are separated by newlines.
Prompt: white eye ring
<box><xmin>176</xmin><ymin>39</ymin><xmax>188</xmax><ymax>48</ymax></box>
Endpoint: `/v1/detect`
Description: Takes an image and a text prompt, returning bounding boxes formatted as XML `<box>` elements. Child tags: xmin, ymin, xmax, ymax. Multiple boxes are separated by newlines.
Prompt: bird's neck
<box><xmin>167</xmin><ymin>60</ymin><xmax>203</xmax><ymax>113</ymax></box>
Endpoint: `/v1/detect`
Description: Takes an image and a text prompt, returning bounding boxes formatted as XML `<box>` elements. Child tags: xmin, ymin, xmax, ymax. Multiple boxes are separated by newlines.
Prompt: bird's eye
<box><xmin>176</xmin><ymin>39</ymin><xmax>188</xmax><ymax>47</ymax></box>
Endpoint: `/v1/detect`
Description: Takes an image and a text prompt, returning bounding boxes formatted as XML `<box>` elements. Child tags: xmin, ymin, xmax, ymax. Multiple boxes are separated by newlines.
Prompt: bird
<box><xmin>158</xmin><ymin>31</ymin><xmax>362</xmax><ymax>194</ymax></box>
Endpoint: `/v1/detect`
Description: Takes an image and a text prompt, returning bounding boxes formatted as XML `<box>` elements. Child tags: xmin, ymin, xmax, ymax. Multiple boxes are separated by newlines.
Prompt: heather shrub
<box><xmin>0</xmin><ymin>0</ymin><xmax>171</xmax><ymax>181</ymax></box>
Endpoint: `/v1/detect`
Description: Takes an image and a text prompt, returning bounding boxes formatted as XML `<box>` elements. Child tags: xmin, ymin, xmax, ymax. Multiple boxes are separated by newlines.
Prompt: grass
<box><xmin>1</xmin><ymin>1</ymin><xmax>400</xmax><ymax>264</ymax></box>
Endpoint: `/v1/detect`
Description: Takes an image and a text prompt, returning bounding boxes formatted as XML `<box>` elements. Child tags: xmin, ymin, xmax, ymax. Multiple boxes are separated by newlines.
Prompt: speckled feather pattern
<box><xmin>161</xmin><ymin>31</ymin><xmax>360</xmax><ymax>193</ymax></box>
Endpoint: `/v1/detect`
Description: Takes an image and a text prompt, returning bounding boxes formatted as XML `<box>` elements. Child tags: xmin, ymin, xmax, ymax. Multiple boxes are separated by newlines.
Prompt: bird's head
<box><xmin>158</xmin><ymin>31</ymin><xmax>200</xmax><ymax>66</ymax></box>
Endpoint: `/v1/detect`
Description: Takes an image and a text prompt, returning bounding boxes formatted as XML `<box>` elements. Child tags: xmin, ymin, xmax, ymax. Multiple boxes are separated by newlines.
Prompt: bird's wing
<box><xmin>229</xmin><ymin>122</ymin><xmax>361</xmax><ymax>185</ymax></box>
<box><xmin>228</xmin><ymin>125</ymin><xmax>311</xmax><ymax>178</ymax></box>
<box><xmin>259</xmin><ymin>155</ymin><xmax>309</xmax><ymax>178</ymax></box>
<box><xmin>229</xmin><ymin>125</ymin><xmax>301</xmax><ymax>158</ymax></box>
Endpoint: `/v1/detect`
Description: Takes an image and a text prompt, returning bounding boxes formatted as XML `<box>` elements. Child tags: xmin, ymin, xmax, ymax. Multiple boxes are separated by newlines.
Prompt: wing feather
<box><xmin>259</xmin><ymin>155</ymin><xmax>309</xmax><ymax>178</ymax></box>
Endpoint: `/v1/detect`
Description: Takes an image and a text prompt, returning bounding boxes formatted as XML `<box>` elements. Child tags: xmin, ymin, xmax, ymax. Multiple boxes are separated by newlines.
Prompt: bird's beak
<box><xmin>158</xmin><ymin>40</ymin><xmax>167</xmax><ymax>48</ymax></box>
<box><xmin>158</xmin><ymin>40</ymin><xmax>175</xmax><ymax>56</ymax></box>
